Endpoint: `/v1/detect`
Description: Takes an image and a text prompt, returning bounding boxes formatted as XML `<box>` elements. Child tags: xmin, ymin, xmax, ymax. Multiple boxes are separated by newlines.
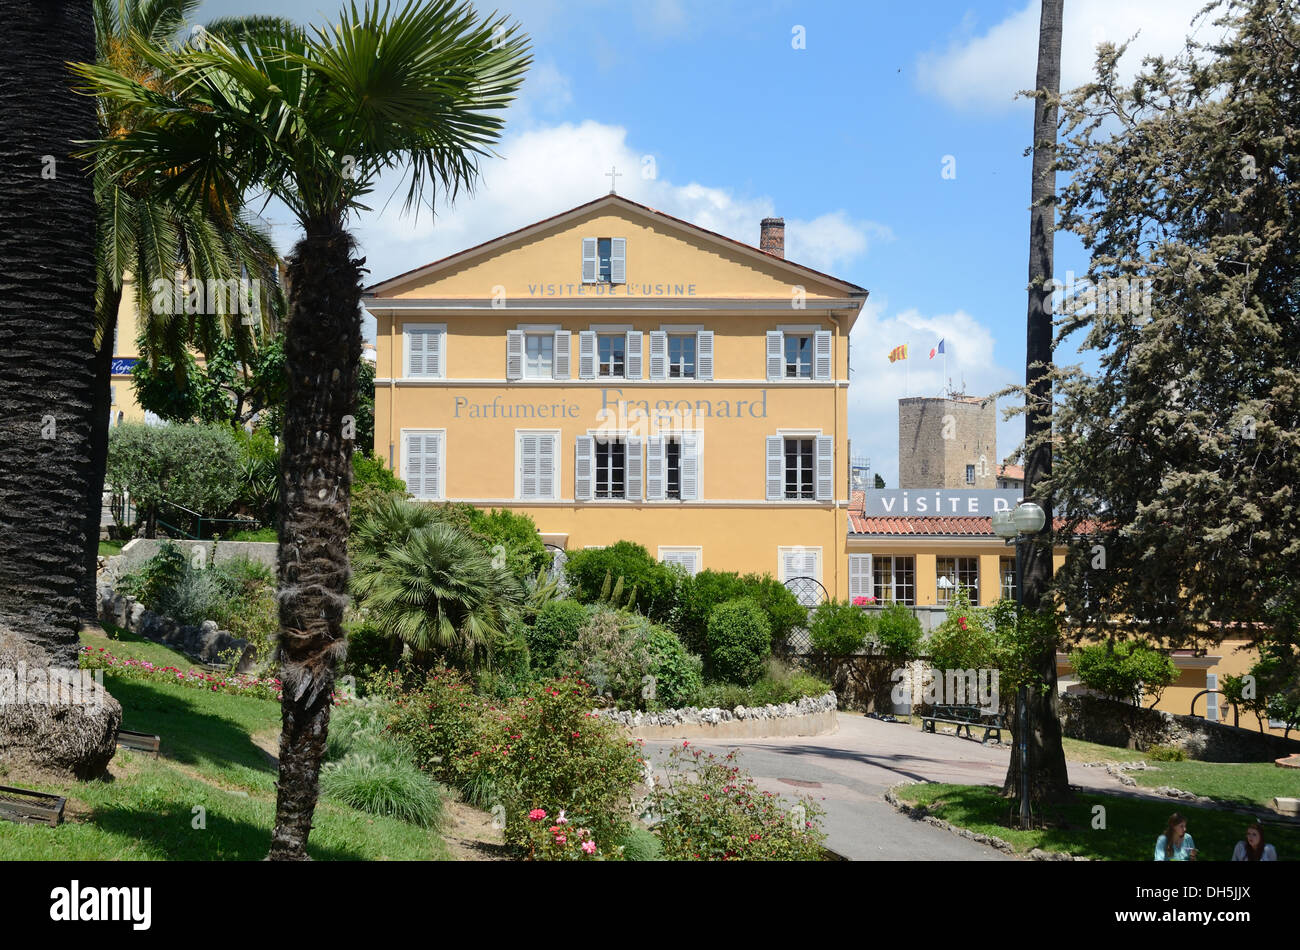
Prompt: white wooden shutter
<box><xmin>814</xmin><ymin>330</ymin><xmax>832</xmax><ymax>380</ymax></box>
<box><xmin>815</xmin><ymin>435</ymin><xmax>834</xmax><ymax>501</ymax></box>
<box><xmin>578</xmin><ymin>331</ymin><xmax>596</xmax><ymax>379</ymax></box>
<box><xmin>782</xmin><ymin>548</ymin><xmax>820</xmax><ymax>583</ymax></box>
<box><xmin>553</xmin><ymin>330</ymin><xmax>571</xmax><ymax>380</ymax></box>
<box><xmin>537</xmin><ymin>433</ymin><xmax>556</xmax><ymax>499</ymax></box>
<box><xmin>625</xmin><ymin>437</ymin><xmax>643</xmax><ymax>501</ymax></box>
<box><xmin>582</xmin><ymin>238</ymin><xmax>597</xmax><ymax>283</ymax></box>
<box><xmin>766</xmin><ymin>435</ymin><xmax>784</xmax><ymax>501</ymax></box>
<box><xmin>625</xmin><ymin>330</ymin><xmax>642</xmax><ymax>379</ymax></box>
<box><xmin>574</xmin><ymin>435</ymin><xmax>595</xmax><ymax>501</ymax></box>
<box><xmin>648</xmin><ymin>330</ymin><xmax>668</xmax><ymax>380</ymax></box>
<box><xmin>646</xmin><ymin>435</ymin><xmax>666</xmax><ymax>501</ymax></box>
<box><xmin>610</xmin><ymin>237</ymin><xmax>626</xmax><ymax>284</ymax></box>
<box><xmin>406</xmin><ymin>328</ymin><xmax>425</xmax><ymax>377</ymax></box>
<box><xmin>407</xmin><ymin>327</ymin><xmax>441</xmax><ymax>377</ymax></box>
<box><xmin>406</xmin><ymin>432</ymin><xmax>442</xmax><ymax>500</ymax></box>
<box><xmin>1205</xmin><ymin>673</ymin><xmax>1218</xmax><ymax>722</ymax></box>
<box><xmin>849</xmin><ymin>554</ymin><xmax>873</xmax><ymax>600</ymax></box>
<box><xmin>519</xmin><ymin>433</ymin><xmax>539</xmax><ymax>499</ymax></box>
<box><xmin>661</xmin><ymin>549</ymin><xmax>699</xmax><ymax>575</ymax></box>
<box><xmin>680</xmin><ymin>433</ymin><xmax>700</xmax><ymax>501</ymax></box>
<box><xmin>766</xmin><ymin>330</ymin><xmax>784</xmax><ymax>381</ymax></box>
<box><xmin>696</xmin><ymin>330</ymin><xmax>714</xmax><ymax>380</ymax></box>
<box><xmin>506</xmin><ymin>330</ymin><xmax>524</xmax><ymax>380</ymax></box>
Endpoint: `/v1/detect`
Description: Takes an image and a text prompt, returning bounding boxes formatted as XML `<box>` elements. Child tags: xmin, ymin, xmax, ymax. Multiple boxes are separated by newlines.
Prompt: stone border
<box><xmin>884</xmin><ymin>782</ymin><xmax>1091</xmax><ymax>862</ymax></box>
<box><xmin>95</xmin><ymin>580</ymin><xmax>253</xmax><ymax>671</ymax></box>
<box><xmin>597</xmin><ymin>692</ymin><xmax>838</xmax><ymax>740</ymax></box>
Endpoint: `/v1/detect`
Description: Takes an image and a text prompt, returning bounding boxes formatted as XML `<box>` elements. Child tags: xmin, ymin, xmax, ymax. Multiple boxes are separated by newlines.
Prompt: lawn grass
<box><xmin>894</xmin><ymin>783</ymin><xmax>1300</xmax><ymax>861</ymax></box>
<box><xmin>1062</xmin><ymin>736</ymin><xmax>1300</xmax><ymax>810</ymax></box>
<box><xmin>92</xmin><ymin>622</ymin><xmax>207</xmax><ymax>672</ymax></box>
<box><xmin>0</xmin><ymin>630</ymin><xmax>452</xmax><ymax>860</ymax></box>
<box><xmin>98</xmin><ymin>538</ymin><xmax>127</xmax><ymax>557</ymax></box>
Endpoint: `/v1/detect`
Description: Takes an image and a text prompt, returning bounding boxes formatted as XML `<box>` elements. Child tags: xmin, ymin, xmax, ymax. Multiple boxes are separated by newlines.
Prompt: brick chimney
<box><xmin>760</xmin><ymin>217</ymin><xmax>785</xmax><ymax>258</ymax></box>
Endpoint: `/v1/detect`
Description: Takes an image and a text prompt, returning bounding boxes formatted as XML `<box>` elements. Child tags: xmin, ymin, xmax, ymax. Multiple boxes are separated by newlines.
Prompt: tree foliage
<box><xmin>1068</xmin><ymin>641</ymin><xmax>1179</xmax><ymax>709</ymax></box>
<box><xmin>106</xmin><ymin>421</ymin><xmax>241</xmax><ymax>516</ymax></box>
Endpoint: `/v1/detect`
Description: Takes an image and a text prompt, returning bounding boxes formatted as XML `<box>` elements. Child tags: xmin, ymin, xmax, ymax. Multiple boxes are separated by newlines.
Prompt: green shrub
<box><xmin>343</xmin><ymin>620</ymin><xmax>404</xmax><ymax>680</ymax></box>
<box><xmin>325</xmin><ymin>698</ymin><xmax>401</xmax><ymax>762</ymax></box>
<box><xmin>1146</xmin><ymin>744</ymin><xmax>1186</xmax><ymax>762</ymax></box>
<box><xmin>116</xmin><ymin>541</ymin><xmax>187</xmax><ymax>608</ymax></box>
<box><xmin>465</xmin><ymin>507</ymin><xmax>550</xmax><ymax>583</ymax></box>
<box><xmin>704</xmin><ymin>598</ymin><xmax>771</xmax><ymax>685</ymax></box>
<box><xmin>676</xmin><ymin>570</ymin><xmax>805</xmax><ymax>653</ymax></box>
<box><xmin>649</xmin><ymin>744</ymin><xmax>826</xmax><ymax>861</ymax></box>
<box><xmin>642</xmin><ymin>624</ymin><xmax>703</xmax><ymax>709</ymax></box>
<box><xmin>876</xmin><ymin>602</ymin><xmax>924</xmax><ymax>662</ymax></box>
<box><xmin>107</xmin><ymin>422</ymin><xmax>242</xmax><ymax>524</ymax></box>
<box><xmin>808</xmin><ymin>600</ymin><xmax>875</xmax><ymax>655</ymax></box>
<box><xmin>927</xmin><ymin>589</ymin><xmax>1001</xmax><ymax>671</ymax></box>
<box><xmin>528</xmin><ymin>599</ymin><xmax>588</xmax><ymax>672</ymax></box>
<box><xmin>556</xmin><ymin>606</ymin><xmax>648</xmax><ymax>706</ymax></box>
<box><xmin>616</xmin><ymin>827</ymin><xmax>663</xmax><ymax>861</ymax></box>
<box><xmin>320</xmin><ymin>753</ymin><xmax>444</xmax><ymax>828</ymax></box>
<box><xmin>1069</xmin><ymin>640</ymin><xmax>1179</xmax><ymax>708</ymax></box>
<box><xmin>352</xmin><ymin>452</ymin><xmax>407</xmax><ymax>510</ymax></box>
<box><xmin>695</xmin><ymin>661</ymin><xmax>830</xmax><ymax>709</ymax></box>
<box><xmin>564</xmin><ymin>541</ymin><xmax>681</xmax><ymax>623</ymax></box>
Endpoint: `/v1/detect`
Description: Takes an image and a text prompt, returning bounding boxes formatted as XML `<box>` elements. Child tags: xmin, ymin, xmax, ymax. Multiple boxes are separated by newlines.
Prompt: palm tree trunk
<box><xmin>267</xmin><ymin>228</ymin><xmax>362</xmax><ymax>860</ymax></box>
<box><xmin>1004</xmin><ymin>0</ymin><xmax>1072</xmax><ymax>803</ymax></box>
<box><xmin>81</xmin><ymin>295</ymin><xmax>120</xmax><ymax>620</ymax></box>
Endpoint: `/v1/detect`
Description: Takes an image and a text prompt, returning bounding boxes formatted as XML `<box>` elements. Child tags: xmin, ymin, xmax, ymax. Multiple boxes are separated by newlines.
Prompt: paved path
<box><xmin>644</xmin><ymin>713</ymin><xmax>1159</xmax><ymax>861</ymax></box>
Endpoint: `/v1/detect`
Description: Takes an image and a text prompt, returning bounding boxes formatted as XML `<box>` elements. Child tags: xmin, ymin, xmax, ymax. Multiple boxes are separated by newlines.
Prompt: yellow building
<box><xmin>363</xmin><ymin>194</ymin><xmax>868</xmax><ymax>594</ymax></box>
<box><xmin>109</xmin><ymin>273</ymin><xmax>149</xmax><ymax>427</ymax></box>
<box><xmin>847</xmin><ymin>490</ymin><xmax>1292</xmax><ymax>738</ymax></box>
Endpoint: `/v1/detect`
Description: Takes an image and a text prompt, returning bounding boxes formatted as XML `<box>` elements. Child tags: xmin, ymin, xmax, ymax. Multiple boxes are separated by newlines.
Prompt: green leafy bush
<box><xmin>116</xmin><ymin>541</ymin><xmax>187</xmax><ymax>607</ymax></box>
<box><xmin>1146</xmin><ymin>744</ymin><xmax>1186</xmax><ymax>762</ymax></box>
<box><xmin>1069</xmin><ymin>641</ymin><xmax>1178</xmax><ymax>708</ymax></box>
<box><xmin>649</xmin><ymin>744</ymin><xmax>826</xmax><ymax>861</ymax></box>
<box><xmin>351</xmin><ymin>452</ymin><xmax>407</xmax><ymax>510</ymax></box>
<box><xmin>343</xmin><ymin>619</ymin><xmax>404</xmax><ymax>680</ymax></box>
<box><xmin>705</xmin><ymin>598</ymin><xmax>771</xmax><ymax>685</ymax></box>
<box><xmin>808</xmin><ymin>600</ymin><xmax>875</xmax><ymax>655</ymax></box>
<box><xmin>926</xmin><ymin>588</ymin><xmax>1001</xmax><ymax>671</ymax></box>
<box><xmin>527</xmin><ymin>599</ymin><xmax>588</xmax><ymax>672</ymax></box>
<box><xmin>616</xmin><ymin>827</ymin><xmax>663</xmax><ymax>861</ymax></box>
<box><xmin>320</xmin><ymin>753</ymin><xmax>444</xmax><ymax>828</ymax></box>
<box><xmin>641</xmin><ymin>623</ymin><xmax>703</xmax><ymax>709</ymax></box>
<box><xmin>556</xmin><ymin>606</ymin><xmax>649</xmax><ymax>706</ymax></box>
<box><xmin>695</xmin><ymin>661</ymin><xmax>829</xmax><ymax>709</ymax></box>
<box><xmin>875</xmin><ymin>602</ymin><xmax>924</xmax><ymax>662</ymax></box>
<box><xmin>107</xmin><ymin>422</ymin><xmax>242</xmax><ymax>524</ymax></box>
<box><xmin>675</xmin><ymin>570</ymin><xmax>806</xmax><ymax>653</ymax></box>
<box><xmin>564</xmin><ymin>541</ymin><xmax>681</xmax><ymax>623</ymax></box>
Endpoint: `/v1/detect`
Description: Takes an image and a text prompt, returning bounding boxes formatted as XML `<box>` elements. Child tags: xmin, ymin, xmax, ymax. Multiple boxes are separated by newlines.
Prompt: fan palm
<box><xmin>82</xmin><ymin>0</ymin><xmax>287</xmax><ymax>612</ymax></box>
<box><xmin>75</xmin><ymin>0</ymin><xmax>530</xmax><ymax>858</ymax></box>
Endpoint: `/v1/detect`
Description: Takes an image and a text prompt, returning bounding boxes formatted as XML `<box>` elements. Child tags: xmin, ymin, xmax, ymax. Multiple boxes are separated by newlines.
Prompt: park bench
<box><xmin>920</xmin><ymin>704</ymin><xmax>1007</xmax><ymax>745</ymax></box>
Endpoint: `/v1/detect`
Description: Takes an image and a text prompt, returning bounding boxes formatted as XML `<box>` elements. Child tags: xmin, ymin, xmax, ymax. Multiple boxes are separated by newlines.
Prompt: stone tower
<box><xmin>897</xmin><ymin>395</ymin><xmax>997</xmax><ymax>489</ymax></box>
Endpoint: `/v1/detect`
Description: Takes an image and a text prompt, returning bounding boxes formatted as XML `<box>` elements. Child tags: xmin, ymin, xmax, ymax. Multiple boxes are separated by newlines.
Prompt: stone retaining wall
<box><xmin>598</xmin><ymin>692</ymin><xmax>838</xmax><ymax>739</ymax></box>
<box><xmin>96</xmin><ymin>581</ymin><xmax>253</xmax><ymax>671</ymax></box>
<box><xmin>1059</xmin><ymin>693</ymin><xmax>1300</xmax><ymax>762</ymax></box>
<box><xmin>102</xmin><ymin>538</ymin><xmax>278</xmax><ymax>580</ymax></box>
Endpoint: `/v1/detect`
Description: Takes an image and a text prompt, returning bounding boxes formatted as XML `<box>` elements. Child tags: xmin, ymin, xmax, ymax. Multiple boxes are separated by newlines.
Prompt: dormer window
<box><xmin>582</xmin><ymin>237</ymin><xmax>626</xmax><ymax>284</ymax></box>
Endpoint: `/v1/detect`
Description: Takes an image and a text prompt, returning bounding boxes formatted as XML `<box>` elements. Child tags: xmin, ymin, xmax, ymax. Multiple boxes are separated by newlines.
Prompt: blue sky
<box><xmin>196</xmin><ymin>0</ymin><xmax>1220</xmax><ymax>482</ymax></box>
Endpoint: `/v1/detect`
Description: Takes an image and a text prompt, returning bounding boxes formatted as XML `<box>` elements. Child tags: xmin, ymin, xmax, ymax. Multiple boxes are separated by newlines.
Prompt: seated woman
<box><xmin>1154</xmin><ymin>813</ymin><xmax>1197</xmax><ymax>861</ymax></box>
<box><xmin>1231</xmin><ymin>823</ymin><xmax>1277</xmax><ymax>861</ymax></box>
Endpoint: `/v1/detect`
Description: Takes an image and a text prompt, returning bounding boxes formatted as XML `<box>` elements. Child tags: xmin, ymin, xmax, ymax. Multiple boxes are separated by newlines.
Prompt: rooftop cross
<box><xmin>605</xmin><ymin>164</ymin><xmax>622</xmax><ymax>194</ymax></box>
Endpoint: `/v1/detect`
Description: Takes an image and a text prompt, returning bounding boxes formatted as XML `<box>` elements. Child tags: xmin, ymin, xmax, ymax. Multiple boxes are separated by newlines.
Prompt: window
<box><xmin>647</xmin><ymin>433</ymin><xmax>698</xmax><ymax>501</ymax></box>
<box><xmin>1205</xmin><ymin>673</ymin><xmax>1218</xmax><ymax>723</ymax></box>
<box><xmin>937</xmin><ymin>556</ymin><xmax>980</xmax><ymax>605</ymax></box>
<box><xmin>766</xmin><ymin>434</ymin><xmax>832</xmax><ymax>501</ymax></box>
<box><xmin>576</xmin><ymin>435</ymin><xmax>643</xmax><ymax>501</ymax></box>
<box><xmin>668</xmin><ymin>334</ymin><xmax>696</xmax><ymax>378</ymax></box>
<box><xmin>403</xmin><ymin>324</ymin><xmax>445</xmax><ymax>378</ymax></box>
<box><xmin>597</xmin><ymin>334</ymin><xmax>626</xmax><ymax>377</ymax></box>
<box><xmin>659</xmin><ymin>547</ymin><xmax>702</xmax><ymax>576</ymax></box>
<box><xmin>966</xmin><ymin>464</ymin><xmax>976</xmax><ymax>485</ymax></box>
<box><xmin>785</xmin><ymin>334</ymin><xmax>812</xmax><ymax>378</ymax></box>
<box><xmin>516</xmin><ymin>431</ymin><xmax>558</xmax><ymax>501</ymax></box>
<box><xmin>1000</xmin><ymin>556</ymin><xmax>1016</xmax><ymax>601</ymax></box>
<box><xmin>525</xmin><ymin>332</ymin><xmax>554</xmax><ymax>379</ymax></box>
<box><xmin>582</xmin><ymin>236</ymin><xmax>626</xmax><ymax>284</ymax></box>
<box><xmin>779</xmin><ymin>547</ymin><xmax>822</xmax><ymax>604</ymax></box>
<box><xmin>665</xmin><ymin>438</ymin><xmax>681</xmax><ymax>498</ymax></box>
<box><xmin>595</xmin><ymin>439</ymin><xmax>626</xmax><ymax>499</ymax></box>
<box><xmin>402</xmin><ymin>430</ymin><xmax>444</xmax><ymax>501</ymax></box>
<box><xmin>766</xmin><ymin>329</ymin><xmax>832</xmax><ymax>381</ymax></box>
<box><xmin>848</xmin><ymin>554</ymin><xmax>873</xmax><ymax>602</ymax></box>
<box><xmin>784</xmin><ymin>438</ymin><xmax>815</xmax><ymax>499</ymax></box>
<box><xmin>873</xmin><ymin>556</ymin><xmax>915</xmax><ymax>606</ymax></box>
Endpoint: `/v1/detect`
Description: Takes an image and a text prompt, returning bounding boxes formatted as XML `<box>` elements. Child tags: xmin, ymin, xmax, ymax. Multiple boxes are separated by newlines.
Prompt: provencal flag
<box><xmin>888</xmin><ymin>344</ymin><xmax>908</xmax><ymax>363</ymax></box>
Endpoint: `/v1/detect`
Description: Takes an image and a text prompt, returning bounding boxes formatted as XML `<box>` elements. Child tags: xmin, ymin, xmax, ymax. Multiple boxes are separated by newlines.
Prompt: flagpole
<box><xmin>906</xmin><ymin>342</ymin><xmax>910</xmax><ymax>396</ymax></box>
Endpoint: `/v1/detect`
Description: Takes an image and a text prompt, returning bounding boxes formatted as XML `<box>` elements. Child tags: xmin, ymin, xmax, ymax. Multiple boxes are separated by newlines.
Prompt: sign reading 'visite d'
<box><xmin>863</xmin><ymin>489</ymin><xmax>1024</xmax><ymax>517</ymax></box>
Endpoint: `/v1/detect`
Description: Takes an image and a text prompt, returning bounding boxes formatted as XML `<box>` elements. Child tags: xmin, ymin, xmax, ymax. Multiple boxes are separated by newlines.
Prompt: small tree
<box><xmin>704</xmin><ymin>598</ymin><xmax>771</xmax><ymax>686</ymax></box>
<box><xmin>1069</xmin><ymin>641</ymin><xmax>1178</xmax><ymax>709</ymax></box>
<box><xmin>875</xmin><ymin>603</ymin><xmax>923</xmax><ymax>664</ymax></box>
<box><xmin>106</xmin><ymin>422</ymin><xmax>241</xmax><ymax>535</ymax></box>
<box><xmin>808</xmin><ymin>600</ymin><xmax>874</xmax><ymax>655</ymax></box>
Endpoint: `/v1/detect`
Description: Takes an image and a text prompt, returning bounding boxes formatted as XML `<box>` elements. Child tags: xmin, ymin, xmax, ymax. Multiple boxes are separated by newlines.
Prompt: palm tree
<box><xmin>76</xmin><ymin>1</ymin><xmax>531</xmax><ymax>858</ymax></box>
<box><xmin>0</xmin><ymin>0</ymin><xmax>123</xmax><ymax>776</ymax></box>
<box><xmin>352</xmin><ymin>501</ymin><xmax>523</xmax><ymax>666</ymax></box>
<box><xmin>1004</xmin><ymin>0</ymin><xmax>1071</xmax><ymax>805</ymax></box>
<box><xmin>81</xmin><ymin>0</ymin><xmax>286</xmax><ymax>613</ymax></box>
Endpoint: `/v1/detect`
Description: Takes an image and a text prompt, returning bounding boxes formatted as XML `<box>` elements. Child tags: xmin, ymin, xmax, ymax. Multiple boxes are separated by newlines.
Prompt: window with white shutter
<box><xmin>506</xmin><ymin>329</ymin><xmax>524</xmax><ymax>380</ymax></box>
<box><xmin>625</xmin><ymin>330</ymin><xmax>642</xmax><ymax>379</ymax></box>
<box><xmin>1205</xmin><ymin>673</ymin><xmax>1218</xmax><ymax>722</ymax></box>
<box><xmin>625</xmin><ymin>437</ymin><xmax>643</xmax><ymax>501</ymax></box>
<box><xmin>517</xmin><ymin>431</ymin><xmax>558</xmax><ymax>501</ymax></box>
<box><xmin>779</xmin><ymin>547</ymin><xmax>822</xmax><ymax>603</ymax></box>
<box><xmin>582</xmin><ymin>238</ymin><xmax>598</xmax><ymax>283</ymax></box>
<box><xmin>574</xmin><ymin>435</ymin><xmax>595</xmax><ymax>501</ymax></box>
<box><xmin>646</xmin><ymin>435</ymin><xmax>666</xmax><ymax>500</ymax></box>
<box><xmin>578</xmin><ymin>331</ymin><xmax>597</xmax><ymax>379</ymax></box>
<box><xmin>582</xmin><ymin>237</ymin><xmax>626</xmax><ymax>284</ymax></box>
<box><xmin>404</xmin><ymin>324</ymin><xmax>445</xmax><ymax>379</ymax></box>
<box><xmin>848</xmin><ymin>554</ymin><xmax>873</xmax><ymax>601</ymax></box>
<box><xmin>813</xmin><ymin>330</ymin><xmax>832</xmax><ymax>380</ymax></box>
<box><xmin>402</xmin><ymin>430</ymin><xmax>444</xmax><ymax>500</ymax></box>
<box><xmin>610</xmin><ymin>237</ymin><xmax>626</xmax><ymax>284</ymax></box>
<box><xmin>679</xmin><ymin>433</ymin><xmax>700</xmax><ymax>500</ymax></box>
<box><xmin>815</xmin><ymin>435</ymin><xmax>834</xmax><ymax>501</ymax></box>
<box><xmin>696</xmin><ymin>330</ymin><xmax>713</xmax><ymax>380</ymax></box>
<box><xmin>649</xmin><ymin>331</ymin><xmax>668</xmax><ymax>380</ymax></box>
<box><xmin>659</xmin><ymin>547</ymin><xmax>702</xmax><ymax>576</ymax></box>
<box><xmin>553</xmin><ymin>330</ymin><xmax>571</xmax><ymax>380</ymax></box>
<box><xmin>766</xmin><ymin>331</ymin><xmax>784</xmax><ymax>381</ymax></box>
<box><xmin>765</xmin><ymin>435</ymin><xmax>784</xmax><ymax>501</ymax></box>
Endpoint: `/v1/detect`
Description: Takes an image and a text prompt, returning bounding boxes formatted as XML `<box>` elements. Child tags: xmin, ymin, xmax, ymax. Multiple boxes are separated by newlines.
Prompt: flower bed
<box><xmin>79</xmin><ymin>646</ymin><xmax>286</xmax><ymax>703</ymax></box>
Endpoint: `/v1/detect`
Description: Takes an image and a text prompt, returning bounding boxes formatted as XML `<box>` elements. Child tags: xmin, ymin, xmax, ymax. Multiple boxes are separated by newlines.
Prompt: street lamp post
<box><xmin>993</xmin><ymin>501</ymin><xmax>1047</xmax><ymax>830</ymax></box>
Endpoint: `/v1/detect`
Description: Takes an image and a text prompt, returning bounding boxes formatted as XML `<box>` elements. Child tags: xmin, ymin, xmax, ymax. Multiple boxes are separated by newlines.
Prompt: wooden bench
<box><xmin>921</xmin><ymin>704</ymin><xmax>1007</xmax><ymax>744</ymax></box>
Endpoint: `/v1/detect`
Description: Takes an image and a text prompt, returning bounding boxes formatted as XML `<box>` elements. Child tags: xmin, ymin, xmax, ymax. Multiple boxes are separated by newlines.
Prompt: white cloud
<box><xmin>917</xmin><ymin>0</ymin><xmax>1224</xmax><ymax>112</ymax></box>
<box><xmin>353</xmin><ymin>119</ymin><xmax>889</xmax><ymax>285</ymax></box>
<box><xmin>847</xmin><ymin>297</ymin><xmax>1023</xmax><ymax>486</ymax></box>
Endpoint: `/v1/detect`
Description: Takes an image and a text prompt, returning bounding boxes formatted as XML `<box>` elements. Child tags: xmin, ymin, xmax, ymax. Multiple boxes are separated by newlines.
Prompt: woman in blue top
<box><xmin>1155</xmin><ymin>813</ymin><xmax>1197</xmax><ymax>861</ymax></box>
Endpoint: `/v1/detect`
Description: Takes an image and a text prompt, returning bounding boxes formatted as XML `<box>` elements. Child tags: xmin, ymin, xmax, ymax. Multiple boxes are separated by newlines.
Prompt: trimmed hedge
<box><xmin>704</xmin><ymin>598</ymin><xmax>771</xmax><ymax>685</ymax></box>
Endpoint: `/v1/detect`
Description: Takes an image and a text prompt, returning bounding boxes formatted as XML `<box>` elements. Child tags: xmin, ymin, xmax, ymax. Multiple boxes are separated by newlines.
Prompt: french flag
<box><xmin>929</xmin><ymin>339</ymin><xmax>945</xmax><ymax>359</ymax></box>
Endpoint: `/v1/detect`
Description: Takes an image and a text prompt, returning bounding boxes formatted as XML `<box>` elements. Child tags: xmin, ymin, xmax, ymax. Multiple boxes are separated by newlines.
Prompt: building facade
<box><xmin>897</xmin><ymin>395</ymin><xmax>997</xmax><ymax>490</ymax></box>
<box><xmin>364</xmin><ymin>194</ymin><xmax>868</xmax><ymax>596</ymax></box>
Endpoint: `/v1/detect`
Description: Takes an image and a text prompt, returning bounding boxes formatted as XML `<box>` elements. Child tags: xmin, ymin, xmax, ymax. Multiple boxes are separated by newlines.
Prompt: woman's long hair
<box><xmin>1244</xmin><ymin>823</ymin><xmax>1265</xmax><ymax>861</ymax></box>
<box><xmin>1163</xmin><ymin>813</ymin><xmax>1187</xmax><ymax>858</ymax></box>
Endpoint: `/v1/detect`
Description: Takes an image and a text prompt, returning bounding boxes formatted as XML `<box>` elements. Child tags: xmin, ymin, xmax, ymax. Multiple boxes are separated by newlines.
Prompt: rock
<box><xmin>0</xmin><ymin>624</ymin><xmax>122</xmax><ymax>779</ymax></box>
<box><xmin>1273</xmin><ymin>797</ymin><xmax>1299</xmax><ymax>817</ymax></box>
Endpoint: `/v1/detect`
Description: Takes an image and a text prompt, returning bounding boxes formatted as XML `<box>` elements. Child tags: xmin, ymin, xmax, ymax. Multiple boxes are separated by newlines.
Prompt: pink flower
<box><xmin>528</xmin><ymin>808</ymin><xmax>547</xmax><ymax>821</ymax></box>
<box><xmin>582</xmin><ymin>840</ymin><xmax>596</xmax><ymax>855</ymax></box>
<box><xmin>557</xmin><ymin>810</ymin><xmax>568</xmax><ymax>825</ymax></box>
<box><xmin>555</xmin><ymin>835</ymin><xmax>567</xmax><ymax>845</ymax></box>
